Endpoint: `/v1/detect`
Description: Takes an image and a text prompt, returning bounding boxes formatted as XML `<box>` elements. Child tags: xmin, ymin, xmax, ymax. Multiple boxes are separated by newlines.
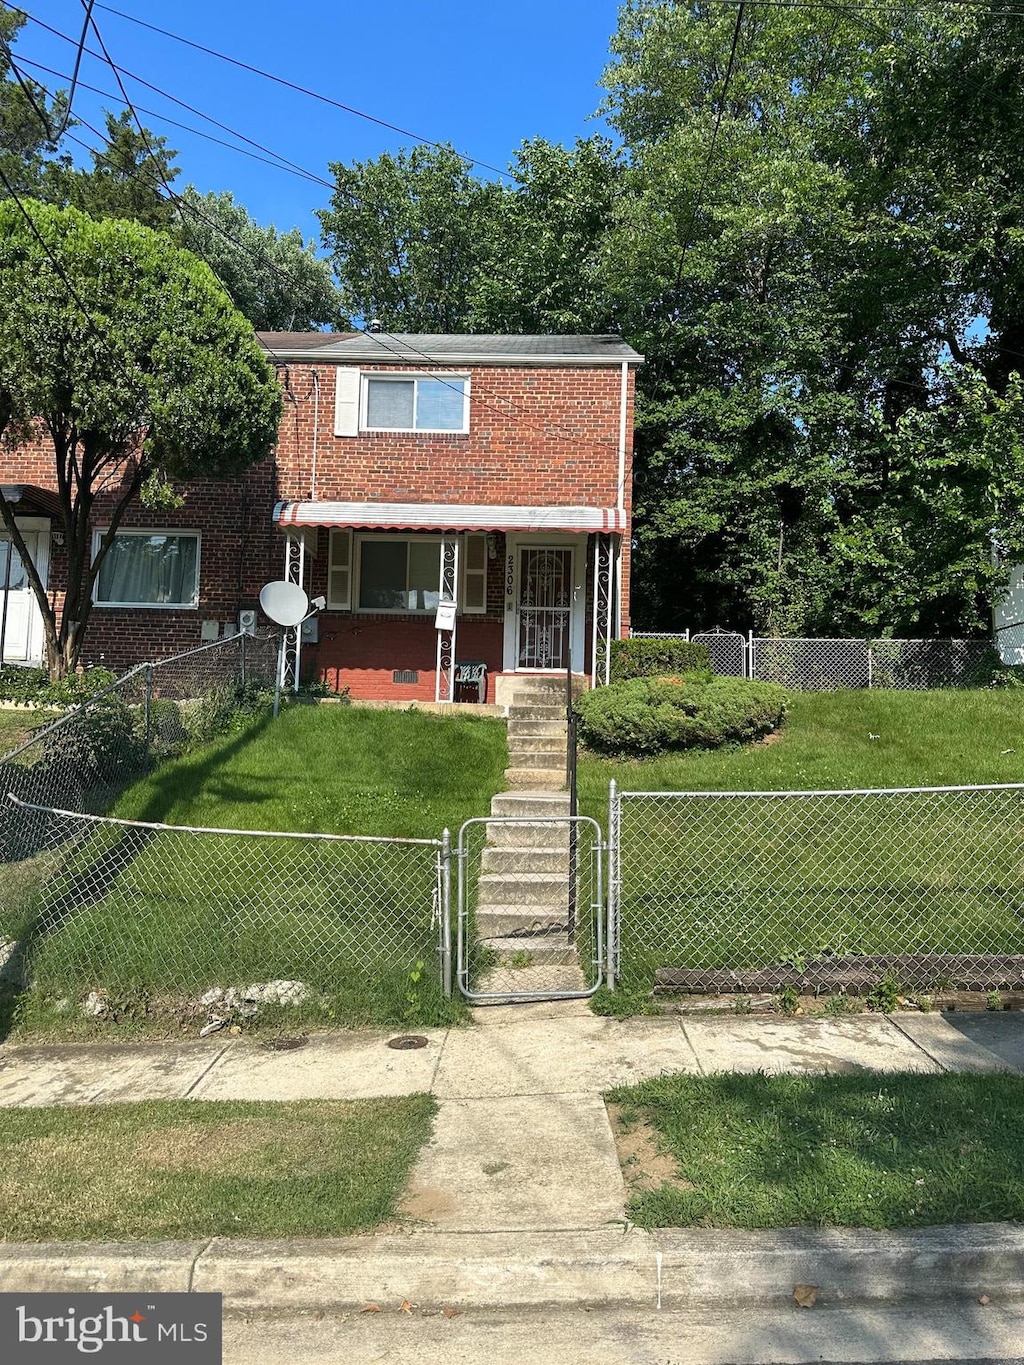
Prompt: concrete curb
<box><xmin>2</xmin><ymin>1224</ymin><xmax>1023</xmax><ymax>1311</ymax></box>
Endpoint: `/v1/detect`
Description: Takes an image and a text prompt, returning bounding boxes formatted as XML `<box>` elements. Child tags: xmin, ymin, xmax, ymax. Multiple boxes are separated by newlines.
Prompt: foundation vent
<box><xmin>393</xmin><ymin>670</ymin><xmax>419</xmax><ymax>684</ymax></box>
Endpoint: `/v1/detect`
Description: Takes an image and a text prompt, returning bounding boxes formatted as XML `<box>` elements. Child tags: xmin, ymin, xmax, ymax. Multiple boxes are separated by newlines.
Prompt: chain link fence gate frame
<box><xmin>456</xmin><ymin>815</ymin><xmax>608</xmax><ymax>1002</ymax></box>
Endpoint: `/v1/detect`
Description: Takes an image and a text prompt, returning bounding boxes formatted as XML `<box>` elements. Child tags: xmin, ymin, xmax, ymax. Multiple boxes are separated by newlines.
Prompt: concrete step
<box><xmin>508</xmin><ymin>734</ymin><xmax>567</xmax><ymax>755</ymax></box>
<box><xmin>508</xmin><ymin>718</ymin><xmax>567</xmax><ymax>738</ymax></box>
<box><xmin>481</xmin><ymin>847</ymin><xmax>570</xmax><ymax>875</ymax></box>
<box><xmin>485</xmin><ymin>819</ymin><xmax>571</xmax><ymax>848</ymax></box>
<box><xmin>478</xmin><ymin>871</ymin><xmax>570</xmax><ymax>908</ymax></box>
<box><xmin>503</xmin><ymin>767</ymin><xmax>567</xmax><ymax>791</ymax></box>
<box><xmin>506</xmin><ymin>750</ymin><xmax>564</xmax><ymax>770</ymax></box>
<box><xmin>491</xmin><ymin>792</ymin><xmax>571</xmax><ymax>818</ymax></box>
<box><xmin>509</xmin><ymin>677</ymin><xmax>568</xmax><ymax>696</ymax></box>
<box><xmin>508</xmin><ymin>705</ymin><xmax>566</xmax><ymax>723</ymax></box>
<box><xmin>479</xmin><ymin>931</ymin><xmax>572</xmax><ymax>965</ymax></box>
<box><xmin>476</xmin><ymin>909</ymin><xmax>568</xmax><ymax>937</ymax></box>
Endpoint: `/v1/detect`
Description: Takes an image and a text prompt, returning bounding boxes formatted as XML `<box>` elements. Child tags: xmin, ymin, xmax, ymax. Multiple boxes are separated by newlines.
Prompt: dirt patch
<box><xmin>399</xmin><ymin>1180</ymin><xmax>458</xmax><ymax>1222</ymax></box>
<box><xmin>759</xmin><ymin>729</ymin><xmax>785</xmax><ymax>746</ymax></box>
<box><xmin>607</xmin><ymin>1101</ymin><xmax>691</xmax><ymax>1194</ymax></box>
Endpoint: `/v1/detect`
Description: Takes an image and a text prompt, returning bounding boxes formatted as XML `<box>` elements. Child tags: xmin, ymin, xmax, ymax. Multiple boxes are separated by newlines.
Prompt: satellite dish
<box><xmin>259</xmin><ymin>580</ymin><xmax>309</xmax><ymax>627</ymax></box>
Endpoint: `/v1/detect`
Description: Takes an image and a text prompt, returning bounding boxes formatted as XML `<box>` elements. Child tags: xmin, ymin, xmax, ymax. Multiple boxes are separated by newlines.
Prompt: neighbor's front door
<box><xmin>0</xmin><ymin>533</ymin><xmax>42</xmax><ymax>663</ymax></box>
<box><xmin>517</xmin><ymin>546</ymin><xmax>573</xmax><ymax>670</ymax></box>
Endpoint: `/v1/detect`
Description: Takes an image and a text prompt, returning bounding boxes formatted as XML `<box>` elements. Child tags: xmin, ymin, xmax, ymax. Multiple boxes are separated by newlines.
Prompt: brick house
<box><xmin>1</xmin><ymin>333</ymin><xmax>642</xmax><ymax>703</ymax></box>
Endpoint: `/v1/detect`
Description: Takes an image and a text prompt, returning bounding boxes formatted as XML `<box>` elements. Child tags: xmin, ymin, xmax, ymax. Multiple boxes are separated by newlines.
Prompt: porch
<box><xmin>270</xmin><ymin>501</ymin><xmax>626</xmax><ymax>704</ymax></box>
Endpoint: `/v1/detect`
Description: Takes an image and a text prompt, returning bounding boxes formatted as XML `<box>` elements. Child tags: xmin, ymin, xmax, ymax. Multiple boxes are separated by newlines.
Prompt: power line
<box><xmin>15</xmin><ymin>53</ymin><xmax>333</xmax><ymax>188</ymax></box>
<box><xmin>52</xmin><ymin>0</ymin><xmax>93</xmax><ymax>138</ymax></box>
<box><xmin>85</xmin><ymin>1</ymin><xmax>517</xmax><ymax>181</ymax></box>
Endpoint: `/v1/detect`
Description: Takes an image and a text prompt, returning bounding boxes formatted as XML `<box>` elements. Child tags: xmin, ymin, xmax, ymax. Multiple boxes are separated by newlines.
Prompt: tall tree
<box><xmin>0</xmin><ymin>200</ymin><xmax>282</xmax><ymax>677</ymax></box>
<box><xmin>48</xmin><ymin>109</ymin><xmax>180</xmax><ymax>231</ymax></box>
<box><xmin>318</xmin><ymin>144</ymin><xmax>503</xmax><ymax>330</ymax></box>
<box><xmin>177</xmin><ymin>188</ymin><xmax>344</xmax><ymax>331</ymax></box>
<box><xmin>0</xmin><ymin>11</ymin><xmax>66</xmax><ymax>198</ymax></box>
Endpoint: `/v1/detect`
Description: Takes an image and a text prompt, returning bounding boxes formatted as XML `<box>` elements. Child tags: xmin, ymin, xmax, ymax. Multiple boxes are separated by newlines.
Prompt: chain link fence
<box><xmin>0</xmin><ymin>632</ymin><xmax>279</xmax><ymax>840</ymax></box>
<box><xmin>2</xmin><ymin>797</ymin><xmax>450</xmax><ymax>1017</ymax></box>
<box><xmin>630</xmin><ymin>631</ymin><xmax>993</xmax><ymax>688</ymax></box>
<box><xmin>609</xmin><ymin>783</ymin><xmax>1024</xmax><ymax>996</ymax></box>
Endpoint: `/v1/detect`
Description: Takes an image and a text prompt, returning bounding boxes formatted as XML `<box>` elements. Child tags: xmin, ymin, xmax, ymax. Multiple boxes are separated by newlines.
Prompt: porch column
<box><xmin>434</xmin><ymin>535</ymin><xmax>460</xmax><ymax>703</ymax></box>
<box><xmin>283</xmin><ymin>530</ymin><xmax>306</xmax><ymax>693</ymax></box>
<box><xmin>591</xmin><ymin>532</ymin><xmax>615</xmax><ymax>685</ymax></box>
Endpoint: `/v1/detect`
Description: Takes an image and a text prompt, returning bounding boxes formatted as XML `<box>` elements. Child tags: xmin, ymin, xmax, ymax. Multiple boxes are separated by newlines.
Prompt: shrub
<box><xmin>39</xmin><ymin>697</ymin><xmax>145</xmax><ymax>786</ymax></box>
<box><xmin>185</xmin><ymin>678</ymin><xmax>274</xmax><ymax>745</ymax></box>
<box><xmin>0</xmin><ymin>666</ymin><xmax>119</xmax><ymax>708</ymax></box>
<box><xmin>608</xmin><ymin>638</ymin><xmax>712</xmax><ymax>682</ymax></box>
<box><xmin>575</xmin><ymin>673</ymin><xmax>788</xmax><ymax>757</ymax></box>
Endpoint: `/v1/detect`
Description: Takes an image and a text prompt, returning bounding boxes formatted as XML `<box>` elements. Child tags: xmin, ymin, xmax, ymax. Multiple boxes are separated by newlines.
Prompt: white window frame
<box><xmin>360</xmin><ymin>372</ymin><xmax>470</xmax><ymax>434</ymax></box>
<box><xmin>341</xmin><ymin>533</ymin><xmax>487</xmax><ymax>616</ymax></box>
<box><xmin>91</xmin><ymin>528</ymin><xmax>201</xmax><ymax>610</ymax></box>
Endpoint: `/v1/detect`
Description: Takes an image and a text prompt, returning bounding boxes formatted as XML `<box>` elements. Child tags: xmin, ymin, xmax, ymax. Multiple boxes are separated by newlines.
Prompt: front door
<box><xmin>0</xmin><ymin>532</ymin><xmax>43</xmax><ymax>663</ymax></box>
<box><xmin>517</xmin><ymin>547</ymin><xmax>572</xmax><ymax>670</ymax></box>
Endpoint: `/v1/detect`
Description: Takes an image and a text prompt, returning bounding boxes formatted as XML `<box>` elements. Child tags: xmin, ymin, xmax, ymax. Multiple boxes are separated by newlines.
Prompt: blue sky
<box><xmin>13</xmin><ymin>0</ymin><xmax>623</xmax><ymax>244</ymax></box>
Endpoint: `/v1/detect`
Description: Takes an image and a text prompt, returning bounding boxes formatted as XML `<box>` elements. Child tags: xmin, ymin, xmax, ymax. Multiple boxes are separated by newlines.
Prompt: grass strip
<box><xmin>607</xmin><ymin>1070</ymin><xmax>1024</xmax><ymax>1230</ymax></box>
<box><xmin>0</xmin><ymin>1095</ymin><xmax>435</xmax><ymax>1241</ymax></box>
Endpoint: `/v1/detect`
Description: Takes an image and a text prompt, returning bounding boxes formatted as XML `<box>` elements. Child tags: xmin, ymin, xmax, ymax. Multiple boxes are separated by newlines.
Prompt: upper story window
<box><xmin>367</xmin><ymin>375</ymin><xmax>471</xmax><ymax>435</ymax></box>
<box><xmin>335</xmin><ymin>368</ymin><xmax>470</xmax><ymax>436</ymax></box>
<box><xmin>92</xmin><ymin>530</ymin><xmax>200</xmax><ymax>608</ymax></box>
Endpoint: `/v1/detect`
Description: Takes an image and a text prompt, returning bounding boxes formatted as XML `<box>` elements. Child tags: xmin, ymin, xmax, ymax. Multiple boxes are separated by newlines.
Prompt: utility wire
<box><xmin>15</xmin><ymin>53</ymin><xmax>332</xmax><ymax>187</ymax></box>
<box><xmin>76</xmin><ymin>1</ymin><xmax>517</xmax><ymax>181</ymax></box>
<box><xmin>52</xmin><ymin>0</ymin><xmax>93</xmax><ymax>137</ymax></box>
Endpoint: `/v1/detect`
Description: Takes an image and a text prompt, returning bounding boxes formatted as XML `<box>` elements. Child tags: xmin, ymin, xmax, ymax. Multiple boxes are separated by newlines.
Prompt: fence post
<box><xmin>566</xmin><ymin>653</ymin><xmax>578</xmax><ymax>946</ymax></box>
<box><xmin>747</xmin><ymin>631</ymin><xmax>754</xmax><ymax>679</ymax></box>
<box><xmin>868</xmin><ymin>645</ymin><xmax>874</xmax><ymax>689</ymax></box>
<box><xmin>607</xmin><ymin>778</ymin><xmax>618</xmax><ymax>990</ymax></box>
<box><xmin>143</xmin><ymin>664</ymin><xmax>154</xmax><ymax>763</ymax></box>
<box><xmin>440</xmin><ymin>828</ymin><xmax>453</xmax><ymax>999</ymax></box>
<box><xmin>240</xmin><ymin>630</ymin><xmax>247</xmax><ymax>685</ymax></box>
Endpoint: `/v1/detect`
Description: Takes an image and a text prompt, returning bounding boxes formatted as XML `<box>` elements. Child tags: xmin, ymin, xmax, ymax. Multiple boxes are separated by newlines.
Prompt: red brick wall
<box><xmin>2</xmin><ymin>356</ymin><xmax>636</xmax><ymax>687</ymax></box>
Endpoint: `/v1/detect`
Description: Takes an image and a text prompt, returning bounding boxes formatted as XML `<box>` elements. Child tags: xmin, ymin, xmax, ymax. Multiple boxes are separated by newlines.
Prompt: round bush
<box><xmin>575</xmin><ymin>673</ymin><xmax>788</xmax><ymax>757</ymax></box>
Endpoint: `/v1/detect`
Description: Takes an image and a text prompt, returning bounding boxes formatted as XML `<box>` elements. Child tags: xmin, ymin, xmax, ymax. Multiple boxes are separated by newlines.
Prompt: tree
<box><xmin>176</xmin><ymin>187</ymin><xmax>345</xmax><ymax>331</ymax></box>
<box><xmin>46</xmin><ymin>109</ymin><xmax>180</xmax><ymax>231</ymax></box>
<box><xmin>318</xmin><ymin>144</ymin><xmax>503</xmax><ymax>330</ymax></box>
<box><xmin>0</xmin><ymin>11</ymin><xmax>66</xmax><ymax>199</ymax></box>
<box><xmin>0</xmin><ymin>200</ymin><xmax>282</xmax><ymax>678</ymax></box>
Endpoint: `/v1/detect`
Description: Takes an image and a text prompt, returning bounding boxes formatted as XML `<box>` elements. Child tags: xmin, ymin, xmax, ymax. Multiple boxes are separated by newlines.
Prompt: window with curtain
<box><xmin>93</xmin><ymin>532</ymin><xmax>200</xmax><ymax>607</ymax></box>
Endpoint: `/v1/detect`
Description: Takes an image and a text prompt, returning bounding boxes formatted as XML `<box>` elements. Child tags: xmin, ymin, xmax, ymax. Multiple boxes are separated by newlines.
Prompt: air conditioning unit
<box><xmin>238</xmin><ymin>609</ymin><xmax>257</xmax><ymax>636</ymax></box>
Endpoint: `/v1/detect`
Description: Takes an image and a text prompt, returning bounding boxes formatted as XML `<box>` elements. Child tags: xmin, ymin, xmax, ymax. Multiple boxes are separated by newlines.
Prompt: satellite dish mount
<box><xmin>258</xmin><ymin>580</ymin><xmax>314</xmax><ymax>717</ymax></box>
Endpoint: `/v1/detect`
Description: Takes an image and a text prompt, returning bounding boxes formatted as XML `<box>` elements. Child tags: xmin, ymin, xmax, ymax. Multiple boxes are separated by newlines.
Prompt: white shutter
<box><xmin>462</xmin><ymin>534</ymin><xmax>487</xmax><ymax>614</ymax></box>
<box><xmin>333</xmin><ymin>368</ymin><xmax>360</xmax><ymax>437</ymax></box>
<box><xmin>328</xmin><ymin>529</ymin><xmax>352</xmax><ymax>609</ymax></box>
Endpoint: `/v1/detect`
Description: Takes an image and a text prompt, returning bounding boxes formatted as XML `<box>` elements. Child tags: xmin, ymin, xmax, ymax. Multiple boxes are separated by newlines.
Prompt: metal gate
<box><xmin>456</xmin><ymin>815</ymin><xmax>607</xmax><ymax>1001</ymax></box>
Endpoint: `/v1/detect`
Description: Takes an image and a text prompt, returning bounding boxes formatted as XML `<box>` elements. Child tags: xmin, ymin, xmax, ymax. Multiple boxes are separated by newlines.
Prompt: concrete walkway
<box><xmin>1</xmin><ymin>1006</ymin><xmax>1023</xmax><ymax>1324</ymax></box>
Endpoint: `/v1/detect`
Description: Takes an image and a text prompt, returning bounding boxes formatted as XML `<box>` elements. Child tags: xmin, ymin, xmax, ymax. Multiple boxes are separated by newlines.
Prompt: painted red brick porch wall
<box><xmin>1</xmin><ymin>358</ymin><xmax>634</xmax><ymax>689</ymax></box>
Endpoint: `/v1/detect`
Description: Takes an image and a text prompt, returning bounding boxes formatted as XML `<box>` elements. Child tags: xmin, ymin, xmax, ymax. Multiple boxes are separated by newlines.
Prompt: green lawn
<box><xmin>580</xmin><ymin>691</ymin><xmax>1024</xmax><ymax>992</ymax></box>
<box><xmin>579</xmin><ymin>689</ymin><xmax>1024</xmax><ymax>817</ymax></box>
<box><xmin>6</xmin><ymin>705</ymin><xmax>507</xmax><ymax>1032</ymax></box>
<box><xmin>0</xmin><ymin>708</ymin><xmax>54</xmax><ymax>756</ymax></box>
<box><xmin>0</xmin><ymin>1095</ymin><xmax>434</xmax><ymax>1240</ymax></box>
<box><xmin>114</xmin><ymin>702</ymin><xmax>508</xmax><ymax>837</ymax></box>
<box><xmin>607</xmin><ymin>1071</ymin><xmax>1024</xmax><ymax>1230</ymax></box>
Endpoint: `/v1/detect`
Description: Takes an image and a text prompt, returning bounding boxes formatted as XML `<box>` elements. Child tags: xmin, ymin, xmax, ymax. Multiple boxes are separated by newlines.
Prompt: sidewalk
<box><xmin>1</xmin><ymin>1005</ymin><xmax>1023</xmax><ymax>1313</ymax></box>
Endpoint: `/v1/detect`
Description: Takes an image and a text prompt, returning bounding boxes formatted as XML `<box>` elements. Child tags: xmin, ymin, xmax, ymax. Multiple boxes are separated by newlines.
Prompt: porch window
<box><xmin>362</xmin><ymin>375</ymin><xmax>468</xmax><ymax>433</ymax></box>
<box><xmin>93</xmin><ymin>530</ymin><xmax>200</xmax><ymax>608</ymax></box>
<box><xmin>338</xmin><ymin>534</ymin><xmax>488</xmax><ymax>615</ymax></box>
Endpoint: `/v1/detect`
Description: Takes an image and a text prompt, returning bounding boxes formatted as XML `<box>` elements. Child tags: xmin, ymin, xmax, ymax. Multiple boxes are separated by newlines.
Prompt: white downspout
<box><xmin>310</xmin><ymin>370</ymin><xmax>321</xmax><ymax>501</ymax></box>
<box><xmin>617</xmin><ymin>360</ymin><xmax>628</xmax><ymax>512</ymax></box>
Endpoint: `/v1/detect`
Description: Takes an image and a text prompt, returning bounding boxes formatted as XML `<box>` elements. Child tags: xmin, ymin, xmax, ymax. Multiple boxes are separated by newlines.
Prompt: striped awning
<box><xmin>273</xmin><ymin>501</ymin><xmax>625</xmax><ymax>533</ymax></box>
<box><xmin>0</xmin><ymin>485</ymin><xmax>62</xmax><ymax>519</ymax></box>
